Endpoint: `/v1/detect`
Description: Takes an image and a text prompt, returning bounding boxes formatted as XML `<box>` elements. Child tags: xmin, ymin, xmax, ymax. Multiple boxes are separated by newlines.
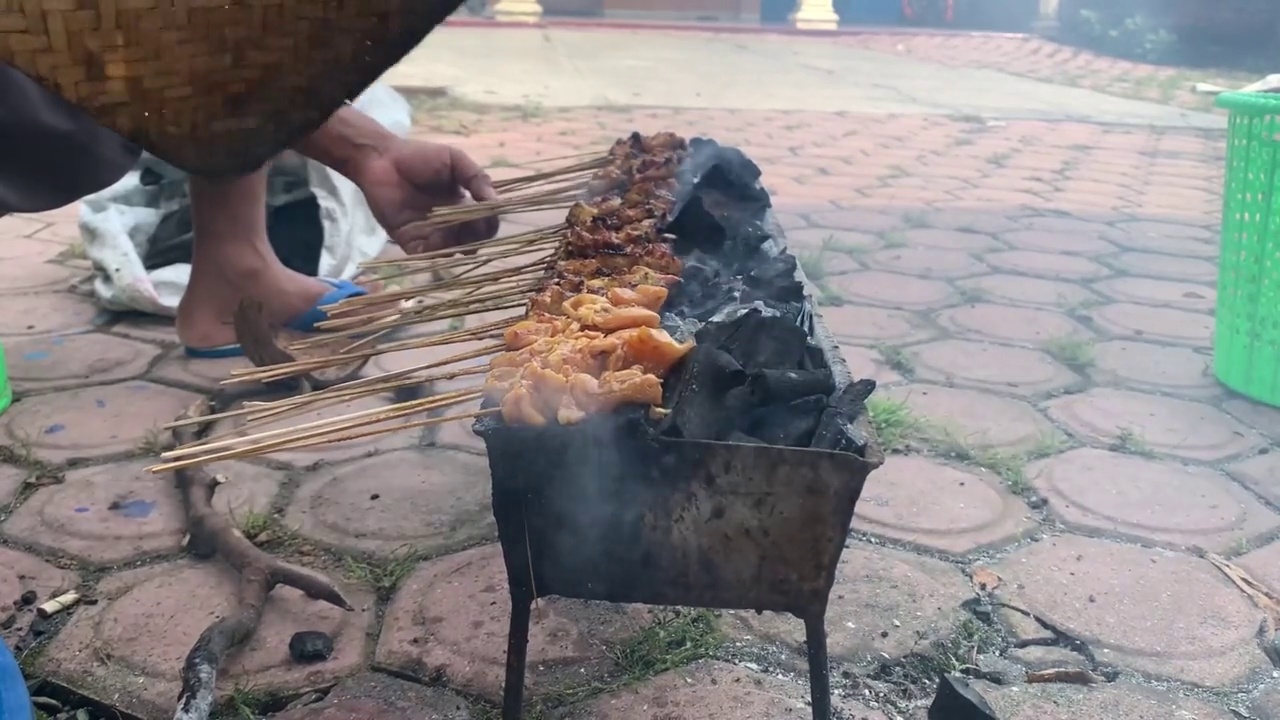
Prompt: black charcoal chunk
<box><xmin>289</xmin><ymin>630</ymin><xmax>334</xmax><ymax>663</ymax></box>
<box><xmin>747</xmin><ymin>369</ymin><xmax>835</xmax><ymax>406</ymax></box>
<box><xmin>742</xmin><ymin>395</ymin><xmax>827</xmax><ymax>447</ymax></box>
<box><xmin>695</xmin><ymin>309</ymin><xmax>811</xmax><ymax>373</ymax></box>
<box><xmin>658</xmin><ymin>346</ymin><xmax>748</xmax><ymax>440</ymax></box>
<box><xmin>810</xmin><ymin>379</ymin><xmax>878</xmax><ymax>452</ymax></box>
<box><xmin>928</xmin><ymin>675</ymin><xmax>998</xmax><ymax>720</ymax></box>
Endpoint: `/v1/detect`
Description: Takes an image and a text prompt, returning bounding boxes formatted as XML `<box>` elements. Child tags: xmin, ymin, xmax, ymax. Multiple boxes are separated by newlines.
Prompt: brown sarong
<box><xmin>0</xmin><ymin>64</ymin><xmax>140</xmax><ymax>215</ymax></box>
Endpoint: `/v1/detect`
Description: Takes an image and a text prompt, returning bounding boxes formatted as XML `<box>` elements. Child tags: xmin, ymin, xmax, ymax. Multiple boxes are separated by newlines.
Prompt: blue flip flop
<box><xmin>183</xmin><ymin>278</ymin><xmax>369</xmax><ymax>359</ymax></box>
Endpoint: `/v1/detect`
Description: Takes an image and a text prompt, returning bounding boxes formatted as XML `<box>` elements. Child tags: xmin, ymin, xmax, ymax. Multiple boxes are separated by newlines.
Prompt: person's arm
<box><xmin>292</xmin><ymin>104</ymin><xmax>397</xmax><ymax>184</ymax></box>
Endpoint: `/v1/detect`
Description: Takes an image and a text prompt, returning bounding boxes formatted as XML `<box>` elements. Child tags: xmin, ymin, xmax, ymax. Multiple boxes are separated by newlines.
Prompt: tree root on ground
<box><xmin>169</xmin><ymin>396</ymin><xmax>354</xmax><ymax>720</ymax></box>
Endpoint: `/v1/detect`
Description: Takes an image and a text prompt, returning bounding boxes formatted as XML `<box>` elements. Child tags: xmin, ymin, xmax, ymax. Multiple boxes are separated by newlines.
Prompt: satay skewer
<box><xmin>224</xmin><ymin>340</ymin><xmax>504</xmax><ymax>386</ymax></box>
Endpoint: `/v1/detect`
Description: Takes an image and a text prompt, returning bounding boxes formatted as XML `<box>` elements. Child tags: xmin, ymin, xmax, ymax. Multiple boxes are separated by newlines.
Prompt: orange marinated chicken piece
<box><xmin>597</xmin><ymin>326</ymin><xmax>694</xmax><ymax>376</ymax></box>
<box><xmin>606</xmin><ymin>284</ymin><xmax>669</xmax><ymax>313</ymax></box>
<box><xmin>500</xmin><ymin>385</ymin><xmax>547</xmax><ymax>426</ymax></box>
<box><xmin>503</xmin><ymin>314</ymin><xmax>580</xmax><ymax>350</ymax></box>
<box><xmin>562</xmin><ymin>293</ymin><xmax>661</xmax><ymax>332</ymax></box>
<box><xmin>484</xmin><ymin>366</ymin><xmax>521</xmax><ymax>403</ymax></box>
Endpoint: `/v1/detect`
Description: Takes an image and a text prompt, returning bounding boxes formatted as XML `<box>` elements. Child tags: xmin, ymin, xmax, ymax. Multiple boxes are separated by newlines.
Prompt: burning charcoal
<box><xmin>747</xmin><ymin>369</ymin><xmax>835</xmax><ymax>406</ymax></box>
<box><xmin>928</xmin><ymin>675</ymin><xmax>998</xmax><ymax>720</ymax></box>
<box><xmin>658</xmin><ymin>345</ymin><xmax>747</xmax><ymax>440</ymax></box>
<box><xmin>696</xmin><ymin>309</ymin><xmax>811</xmax><ymax>373</ymax></box>
<box><xmin>745</xmin><ymin>253</ymin><xmax>805</xmax><ymax>304</ymax></box>
<box><xmin>289</xmin><ymin>630</ymin><xmax>335</xmax><ymax>663</ymax></box>
<box><xmin>742</xmin><ymin>395</ymin><xmax>828</xmax><ymax>447</ymax></box>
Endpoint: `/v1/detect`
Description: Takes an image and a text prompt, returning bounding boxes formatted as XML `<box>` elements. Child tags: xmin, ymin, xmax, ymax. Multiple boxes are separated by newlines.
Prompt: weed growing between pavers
<box><xmin>469</xmin><ymin>609</ymin><xmax>723</xmax><ymax>719</ymax></box>
<box><xmin>862</xmin><ymin>612</ymin><xmax>1007</xmax><ymax>713</ymax></box>
<box><xmin>342</xmin><ymin>546</ymin><xmax>428</xmax><ymax>602</ymax></box>
<box><xmin>1043</xmin><ymin>336</ymin><xmax>1095</xmax><ymax>372</ymax></box>
<box><xmin>1109</xmin><ymin>426</ymin><xmax>1154</xmax><ymax>456</ymax></box>
<box><xmin>0</xmin><ymin>441</ymin><xmax>65</xmax><ymax>518</ymax></box>
<box><xmin>873</xmin><ymin>344</ymin><xmax>915</xmax><ymax>380</ymax></box>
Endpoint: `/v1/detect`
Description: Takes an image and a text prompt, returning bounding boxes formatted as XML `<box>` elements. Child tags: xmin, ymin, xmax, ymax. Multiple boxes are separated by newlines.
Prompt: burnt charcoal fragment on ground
<box><xmin>928</xmin><ymin>675</ymin><xmax>999</xmax><ymax>720</ymax></box>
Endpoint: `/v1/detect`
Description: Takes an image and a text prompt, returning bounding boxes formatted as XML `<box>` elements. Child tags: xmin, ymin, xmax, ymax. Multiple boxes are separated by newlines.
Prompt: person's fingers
<box><xmin>449</xmin><ymin>146</ymin><xmax>497</xmax><ymax>202</ymax></box>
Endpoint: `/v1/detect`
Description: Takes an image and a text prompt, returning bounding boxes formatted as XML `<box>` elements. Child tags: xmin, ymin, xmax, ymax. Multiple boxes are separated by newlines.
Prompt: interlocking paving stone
<box><xmin>1</xmin><ymin>381</ymin><xmax>201</xmax><ymax>463</ymax></box>
<box><xmin>975</xmin><ymin>679</ymin><xmax>1235</xmax><ymax>719</ymax></box>
<box><xmin>374</xmin><ymin>543</ymin><xmax>650</xmax><ymax>703</ymax></box>
<box><xmin>1221</xmin><ymin>397</ymin><xmax>1280</xmax><ymax>444</ymax></box>
<box><xmin>2</xmin><ymin>459</ymin><xmax>281</xmax><ymax>565</ymax></box>
<box><xmin>38</xmin><ymin>560</ymin><xmax>374</xmax><ymax>719</ymax></box>
<box><xmin>993</xmin><ymin>535</ymin><xmax>1271</xmax><ymax>687</ymax></box>
<box><xmin>1238</xmin><ymin>542</ymin><xmax>1280</xmax><ymax>598</ymax></box>
<box><xmin>786</xmin><ymin>227</ymin><xmax>882</xmax><ymax>252</ymax></box>
<box><xmin>825</xmin><ymin>271</ymin><xmax>958</xmax><ymax>310</ymax></box>
<box><xmin>726</xmin><ymin>542</ymin><xmax>971</xmax><ymax>666</ymax></box>
<box><xmin>997</xmin><ymin>229</ymin><xmax>1119</xmax><ymax>255</ymax></box>
<box><xmin>6</xmin><ymin>333</ymin><xmax>160</xmax><ymax>392</ymax></box>
<box><xmin>882</xmin><ymin>384</ymin><xmax>1058</xmax><ymax>450</ymax></box>
<box><xmin>106</xmin><ymin>315</ymin><xmax>180</xmax><ymax>345</ymax></box>
<box><xmin>898</xmin><ymin>228</ymin><xmax>1002</xmax><ymax>251</ymax></box>
<box><xmin>908</xmin><ymin>339</ymin><xmax>1081</xmax><ymax>397</ymax></box>
<box><xmin>271</xmin><ymin>672</ymin><xmax>472</xmax><ymax>720</ymax></box>
<box><xmin>1227</xmin><ymin>453</ymin><xmax>1280</xmax><ymax>508</ymax></box>
<box><xmin>285</xmin><ymin>448</ymin><xmax>494</xmax><ymax>556</ymax></box>
<box><xmin>983</xmin><ymin>250</ymin><xmax>1111</xmax><ymax>280</ymax></box>
<box><xmin>933</xmin><ymin>303</ymin><xmax>1092</xmax><ymax>347</ymax></box>
<box><xmin>553</xmin><ymin>660</ymin><xmax>888</xmax><ymax>719</ymax></box>
<box><xmin>1006</xmin><ymin>645</ymin><xmax>1090</xmax><ymax>671</ymax></box>
<box><xmin>1114</xmin><ymin>220</ymin><xmax>1215</xmax><ymax>242</ymax></box>
<box><xmin>1104</xmin><ymin>251</ymin><xmax>1217</xmax><ymax>283</ymax></box>
<box><xmin>0</xmin><ymin>292</ymin><xmax>102</xmax><ymax>338</ymax></box>
<box><xmin>809</xmin><ymin>209</ymin><xmax>904</xmax><ymax>233</ymax></box>
<box><xmin>820</xmin><ymin>305</ymin><xmax>936</xmax><ymax>346</ymax></box>
<box><xmin>1091</xmin><ymin>277</ymin><xmax>1216</xmax><ymax>311</ymax></box>
<box><xmin>1105</xmin><ymin>230</ymin><xmax>1218</xmax><ymax>258</ymax></box>
<box><xmin>0</xmin><ymin>546</ymin><xmax>78</xmax><ymax>645</ymax></box>
<box><xmin>854</xmin><ymin>455</ymin><xmax>1036</xmax><ymax>555</ymax></box>
<box><xmin>953</xmin><ymin>274</ymin><xmax>1097</xmax><ymax>309</ymax></box>
<box><xmin>861</xmin><ymin>247</ymin><xmax>988</xmax><ymax>279</ymax></box>
<box><xmin>1045</xmin><ymin>388</ymin><xmax>1261</xmax><ymax>462</ymax></box>
<box><xmin>211</xmin><ymin>393</ymin><xmax>420</xmax><ymax>467</ymax></box>
<box><xmin>914</xmin><ymin>210</ymin><xmax>1021</xmax><ymax>234</ymax></box>
<box><xmin>147</xmin><ymin>348</ymin><xmax>252</xmax><ymax>391</ymax></box>
<box><xmin>1089</xmin><ymin>303</ymin><xmax>1213</xmax><ymax>347</ymax></box>
<box><xmin>838</xmin><ymin>345</ymin><xmax>904</xmax><ymax>386</ymax></box>
<box><xmin>0</xmin><ymin>238</ymin><xmax>78</xmax><ymax>294</ymax></box>
<box><xmin>1028</xmin><ymin>448</ymin><xmax>1279</xmax><ymax>553</ymax></box>
<box><xmin>1089</xmin><ymin>340</ymin><xmax>1218</xmax><ymax>398</ymax></box>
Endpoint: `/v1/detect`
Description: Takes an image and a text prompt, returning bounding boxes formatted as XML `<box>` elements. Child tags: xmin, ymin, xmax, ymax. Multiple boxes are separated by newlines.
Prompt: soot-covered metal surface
<box><xmin>474</xmin><ymin>136</ymin><xmax>884</xmax><ymax>720</ymax></box>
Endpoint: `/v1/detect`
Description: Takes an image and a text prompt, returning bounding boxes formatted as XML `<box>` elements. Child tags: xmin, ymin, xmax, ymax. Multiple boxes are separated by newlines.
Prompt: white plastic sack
<box><xmin>78</xmin><ymin>84</ymin><xmax>413</xmax><ymax>315</ymax></box>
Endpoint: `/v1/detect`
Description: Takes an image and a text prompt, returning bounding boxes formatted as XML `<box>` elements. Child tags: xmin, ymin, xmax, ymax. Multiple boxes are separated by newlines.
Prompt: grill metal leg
<box><xmin>805</xmin><ymin>614</ymin><xmax>831</xmax><ymax>720</ymax></box>
<box><xmin>502</xmin><ymin>594</ymin><xmax>533</xmax><ymax>720</ymax></box>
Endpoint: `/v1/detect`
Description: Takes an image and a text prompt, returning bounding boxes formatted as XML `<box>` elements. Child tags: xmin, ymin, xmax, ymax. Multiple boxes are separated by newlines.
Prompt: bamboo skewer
<box><xmin>315</xmin><ymin>281</ymin><xmax>539</xmax><ymax>333</ymax></box>
<box><xmin>225</xmin><ymin>340</ymin><xmax>505</xmax><ymax>386</ymax></box>
<box><xmin>360</xmin><ymin>225</ymin><xmax>565</xmax><ymax>269</ymax></box>
<box><xmin>148</xmin><ymin>393</ymin><xmax>490</xmax><ymax>472</ymax></box>
<box><xmin>224</xmin><ymin>407</ymin><xmax>500</xmax><ymax>460</ymax></box>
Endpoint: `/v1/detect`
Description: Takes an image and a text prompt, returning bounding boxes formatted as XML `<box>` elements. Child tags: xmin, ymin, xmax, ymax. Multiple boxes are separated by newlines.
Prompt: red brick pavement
<box><xmin>2</xmin><ymin>105</ymin><xmax>1277</xmax><ymax>719</ymax></box>
<box><xmin>839</xmin><ymin>33</ymin><xmax>1254</xmax><ymax>112</ymax></box>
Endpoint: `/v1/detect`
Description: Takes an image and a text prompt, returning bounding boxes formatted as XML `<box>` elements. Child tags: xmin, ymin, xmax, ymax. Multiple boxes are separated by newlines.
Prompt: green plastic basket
<box><xmin>0</xmin><ymin>344</ymin><xmax>10</xmax><ymax>418</ymax></box>
<box><xmin>1212</xmin><ymin>91</ymin><xmax>1280</xmax><ymax>407</ymax></box>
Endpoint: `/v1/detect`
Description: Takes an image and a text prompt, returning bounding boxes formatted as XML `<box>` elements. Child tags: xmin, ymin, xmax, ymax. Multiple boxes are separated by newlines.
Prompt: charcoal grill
<box><xmin>475</xmin><ymin>213</ymin><xmax>883</xmax><ymax>719</ymax></box>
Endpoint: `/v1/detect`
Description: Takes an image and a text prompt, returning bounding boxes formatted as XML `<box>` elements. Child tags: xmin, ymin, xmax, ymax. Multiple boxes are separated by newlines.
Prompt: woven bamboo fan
<box><xmin>0</xmin><ymin>0</ymin><xmax>465</xmax><ymax>177</ymax></box>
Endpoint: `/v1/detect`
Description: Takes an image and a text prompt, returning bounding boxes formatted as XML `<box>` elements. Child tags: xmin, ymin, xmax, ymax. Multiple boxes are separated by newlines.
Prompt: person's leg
<box><xmin>176</xmin><ymin>169</ymin><xmax>350</xmax><ymax>350</ymax></box>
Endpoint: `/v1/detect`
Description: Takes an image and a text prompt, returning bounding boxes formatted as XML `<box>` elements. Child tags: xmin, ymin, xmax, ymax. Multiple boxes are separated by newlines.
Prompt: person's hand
<box><xmin>350</xmin><ymin>138</ymin><xmax>499</xmax><ymax>255</ymax></box>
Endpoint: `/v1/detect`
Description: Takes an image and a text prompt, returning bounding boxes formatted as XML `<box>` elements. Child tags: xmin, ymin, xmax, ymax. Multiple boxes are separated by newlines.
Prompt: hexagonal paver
<box><xmin>374</xmin><ymin>543</ymin><xmax>650</xmax><ymax>703</ymax></box>
<box><xmin>785</xmin><ymin>227</ymin><xmax>882</xmax><ymax>253</ymax></box>
<box><xmin>1114</xmin><ymin>220</ymin><xmax>1215</xmax><ymax>242</ymax></box>
<box><xmin>854</xmin><ymin>455</ymin><xmax>1036</xmax><ymax>555</ymax></box>
<box><xmin>1089</xmin><ymin>303</ymin><xmax>1212</xmax><ymax>347</ymax></box>
<box><xmin>983</xmin><ymin>251</ymin><xmax>1111</xmax><ymax>280</ymax></box>
<box><xmin>819</xmin><ymin>304</ymin><xmax>935</xmax><ymax>346</ymax></box>
<box><xmin>1028</xmin><ymin>448</ymin><xmax>1279</xmax><ymax>553</ymax></box>
<box><xmin>38</xmin><ymin>560</ymin><xmax>374</xmax><ymax>720</ymax></box>
<box><xmin>917</xmin><ymin>209</ymin><xmax>1021</xmax><ymax>235</ymax></box>
<box><xmin>2</xmin><ymin>459</ymin><xmax>280</xmax><ymax>565</ymax></box>
<box><xmin>0</xmin><ymin>239</ymin><xmax>77</xmax><ymax>294</ymax></box>
<box><xmin>272</xmin><ymin>673</ymin><xmax>471</xmax><ymax>720</ymax></box>
<box><xmin>211</xmin><ymin>392</ymin><xmax>421</xmax><ymax>467</ymax></box>
<box><xmin>285</xmin><ymin>448</ymin><xmax>493</xmax><ymax>556</ymax></box>
<box><xmin>899</xmin><ymin>228</ymin><xmax>1002</xmax><ymax>251</ymax></box>
<box><xmin>1</xmin><ymin>381</ymin><xmax>201</xmax><ymax>462</ymax></box>
<box><xmin>839</xmin><ymin>344</ymin><xmax>905</xmax><ymax>386</ymax></box>
<box><xmin>861</xmin><ymin>248</ymin><xmax>988</xmax><ymax>279</ymax></box>
<box><xmin>955</xmin><ymin>274</ymin><xmax>1098</xmax><ymax>310</ymax></box>
<box><xmin>6</xmin><ymin>333</ymin><xmax>160</xmax><ymax>392</ymax></box>
<box><xmin>1222</xmin><ymin>397</ymin><xmax>1280</xmax><ymax>444</ymax></box>
<box><xmin>809</xmin><ymin>209</ymin><xmax>903</xmax><ymax>233</ymax></box>
<box><xmin>1104</xmin><ymin>252</ymin><xmax>1217</xmax><ymax>283</ymax></box>
<box><xmin>934</xmin><ymin>303</ymin><xmax>1091</xmax><ymax>347</ymax></box>
<box><xmin>1239</xmin><ymin>540</ymin><xmax>1280</xmax><ymax>593</ymax></box>
<box><xmin>553</xmin><ymin>661</ymin><xmax>888</xmax><ymax>720</ymax></box>
<box><xmin>1091</xmin><ymin>276</ymin><xmax>1215</xmax><ymax>311</ymax></box>
<box><xmin>909</xmin><ymin>339</ymin><xmax>1080</xmax><ymax>397</ymax></box>
<box><xmin>0</xmin><ymin>292</ymin><xmax>102</xmax><ymax>338</ymax></box>
<box><xmin>1017</xmin><ymin>216</ymin><xmax>1120</xmax><ymax>237</ymax></box>
<box><xmin>825</xmin><ymin>271</ymin><xmax>957</xmax><ymax>310</ymax></box>
<box><xmin>882</xmin><ymin>384</ymin><xmax>1057</xmax><ymax>450</ymax></box>
<box><xmin>725</xmin><ymin>542</ymin><xmax>972</xmax><ymax>666</ymax></box>
<box><xmin>993</xmin><ymin>535</ymin><xmax>1271</xmax><ymax>687</ymax></box>
<box><xmin>1089</xmin><ymin>340</ymin><xmax>1217</xmax><ymax>398</ymax></box>
<box><xmin>998</xmin><ymin>230</ymin><xmax>1119</xmax><ymax>255</ymax></box>
<box><xmin>0</xmin><ymin>546</ymin><xmax>78</xmax><ymax>645</ymax></box>
<box><xmin>1228</xmin><ymin>453</ymin><xmax>1280</xmax><ymax>508</ymax></box>
<box><xmin>1106</xmin><ymin>231</ymin><xmax>1217</xmax><ymax>258</ymax></box>
<box><xmin>977</xmin><ymin>680</ymin><xmax>1235</xmax><ymax>719</ymax></box>
<box><xmin>1045</xmin><ymin>388</ymin><xmax>1261</xmax><ymax>462</ymax></box>
<box><xmin>107</xmin><ymin>315</ymin><xmax>179</xmax><ymax>345</ymax></box>
<box><xmin>148</xmin><ymin>348</ymin><xmax>252</xmax><ymax>391</ymax></box>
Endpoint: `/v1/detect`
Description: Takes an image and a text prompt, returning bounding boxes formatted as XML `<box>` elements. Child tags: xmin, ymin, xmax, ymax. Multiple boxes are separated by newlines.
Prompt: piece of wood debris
<box><xmin>1025</xmin><ymin>668</ymin><xmax>1105</xmax><ymax>685</ymax></box>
